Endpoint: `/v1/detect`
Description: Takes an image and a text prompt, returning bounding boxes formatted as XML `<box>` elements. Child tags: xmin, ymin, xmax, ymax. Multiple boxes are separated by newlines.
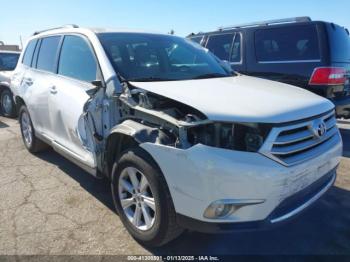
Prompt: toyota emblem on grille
<box><xmin>312</xmin><ymin>120</ymin><xmax>327</xmax><ymax>138</ymax></box>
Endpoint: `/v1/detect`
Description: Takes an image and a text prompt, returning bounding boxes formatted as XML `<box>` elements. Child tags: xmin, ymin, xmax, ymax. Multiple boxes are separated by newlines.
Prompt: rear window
<box><xmin>327</xmin><ymin>24</ymin><xmax>350</xmax><ymax>62</ymax></box>
<box><xmin>255</xmin><ymin>25</ymin><xmax>320</xmax><ymax>62</ymax></box>
<box><xmin>206</xmin><ymin>33</ymin><xmax>234</xmax><ymax>61</ymax></box>
<box><xmin>0</xmin><ymin>53</ymin><xmax>20</xmax><ymax>71</ymax></box>
<box><xmin>22</xmin><ymin>40</ymin><xmax>37</xmax><ymax>66</ymax></box>
<box><xmin>37</xmin><ymin>36</ymin><xmax>61</xmax><ymax>73</ymax></box>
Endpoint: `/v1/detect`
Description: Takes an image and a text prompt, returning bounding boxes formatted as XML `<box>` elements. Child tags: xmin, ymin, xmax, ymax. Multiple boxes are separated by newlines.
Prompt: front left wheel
<box><xmin>111</xmin><ymin>147</ymin><xmax>183</xmax><ymax>247</ymax></box>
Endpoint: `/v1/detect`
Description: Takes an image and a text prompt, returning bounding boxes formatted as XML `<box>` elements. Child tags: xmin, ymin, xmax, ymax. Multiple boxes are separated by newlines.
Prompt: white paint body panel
<box><xmin>131</xmin><ymin>75</ymin><xmax>334</xmax><ymax>123</ymax></box>
<box><xmin>0</xmin><ymin>71</ymin><xmax>13</xmax><ymax>86</ymax></box>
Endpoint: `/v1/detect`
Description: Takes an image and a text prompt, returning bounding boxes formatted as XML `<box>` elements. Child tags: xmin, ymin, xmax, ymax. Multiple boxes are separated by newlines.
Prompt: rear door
<box><xmin>246</xmin><ymin>23</ymin><xmax>324</xmax><ymax>89</ymax></box>
<box><xmin>21</xmin><ymin>36</ymin><xmax>62</xmax><ymax>138</ymax></box>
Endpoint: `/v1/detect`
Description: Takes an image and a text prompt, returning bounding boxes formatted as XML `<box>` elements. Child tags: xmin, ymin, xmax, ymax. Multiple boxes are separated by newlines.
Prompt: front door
<box><xmin>48</xmin><ymin>34</ymin><xmax>102</xmax><ymax>171</ymax></box>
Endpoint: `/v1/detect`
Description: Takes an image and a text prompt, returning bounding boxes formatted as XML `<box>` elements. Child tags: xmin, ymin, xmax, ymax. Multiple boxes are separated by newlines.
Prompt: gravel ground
<box><xmin>0</xmin><ymin>116</ymin><xmax>349</xmax><ymax>255</ymax></box>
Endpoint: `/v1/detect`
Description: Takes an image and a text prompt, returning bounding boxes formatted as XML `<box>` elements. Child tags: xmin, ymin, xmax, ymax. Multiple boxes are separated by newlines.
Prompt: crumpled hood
<box><xmin>130</xmin><ymin>75</ymin><xmax>334</xmax><ymax>123</ymax></box>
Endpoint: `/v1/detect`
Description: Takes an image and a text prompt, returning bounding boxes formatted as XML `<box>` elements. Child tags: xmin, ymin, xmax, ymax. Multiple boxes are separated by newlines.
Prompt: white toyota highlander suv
<box><xmin>11</xmin><ymin>25</ymin><xmax>343</xmax><ymax>247</ymax></box>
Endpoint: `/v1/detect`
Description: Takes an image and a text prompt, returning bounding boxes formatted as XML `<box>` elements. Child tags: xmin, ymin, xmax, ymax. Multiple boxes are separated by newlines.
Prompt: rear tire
<box><xmin>111</xmin><ymin>147</ymin><xmax>183</xmax><ymax>247</ymax></box>
<box><xmin>19</xmin><ymin>105</ymin><xmax>48</xmax><ymax>153</ymax></box>
<box><xmin>0</xmin><ymin>88</ymin><xmax>16</xmax><ymax>118</ymax></box>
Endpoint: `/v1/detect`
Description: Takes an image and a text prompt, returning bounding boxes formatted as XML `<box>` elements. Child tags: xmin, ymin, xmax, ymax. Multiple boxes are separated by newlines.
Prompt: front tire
<box><xmin>19</xmin><ymin>105</ymin><xmax>48</xmax><ymax>153</ymax></box>
<box><xmin>0</xmin><ymin>88</ymin><xmax>16</xmax><ymax>118</ymax></box>
<box><xmin>111</xmin><ymin>147</ymin><xmax>183</xmax><ymax>247</ymax></box>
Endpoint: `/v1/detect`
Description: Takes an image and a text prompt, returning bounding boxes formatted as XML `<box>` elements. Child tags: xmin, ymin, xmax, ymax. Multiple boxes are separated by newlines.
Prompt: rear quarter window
<box><xmin>22</xmin><ymin>40</ymin><xmax>38</xmax><ymax>66</ymax></box>
<box><xmin>255</xmin><ymin>25</ymin><xmax>320</xmax><ymax>62</ymax></box>
<box><xmin>327</xmin><ymin>24</ymin><xmax>350</xmax><ymax>62</ymax></box>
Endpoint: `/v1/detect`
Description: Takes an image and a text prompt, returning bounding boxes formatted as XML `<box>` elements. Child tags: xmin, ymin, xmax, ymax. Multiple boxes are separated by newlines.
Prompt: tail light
<box><xmin>309</xmin><ymin>67</ymin><xmax>346</xmax><ymax>85</ymax></box>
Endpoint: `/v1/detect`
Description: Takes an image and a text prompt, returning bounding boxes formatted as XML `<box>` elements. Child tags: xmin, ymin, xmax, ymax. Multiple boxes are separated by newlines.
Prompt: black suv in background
<box><xmin>188</xmin><ymin>17</ymin><xmax>350</xmax><ymax>118</ymax></box>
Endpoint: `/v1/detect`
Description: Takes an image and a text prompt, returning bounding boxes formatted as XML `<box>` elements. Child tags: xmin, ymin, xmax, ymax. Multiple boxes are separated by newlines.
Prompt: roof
<box><xmin>188</xmin><ymin>17</ymin><xmax>334</xmax><ymax>37</ymax></box>
<box><xmin>31</xmin><ymin>25</ymin><xmax>168</xmax><ymax>39</ymax></box>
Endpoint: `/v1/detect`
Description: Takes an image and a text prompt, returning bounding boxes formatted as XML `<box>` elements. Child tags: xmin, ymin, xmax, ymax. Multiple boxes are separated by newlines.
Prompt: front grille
<box><xmin>260</xmin><ymin>111</ymin><xmax>340</xmax><ymax>166</ymax></box>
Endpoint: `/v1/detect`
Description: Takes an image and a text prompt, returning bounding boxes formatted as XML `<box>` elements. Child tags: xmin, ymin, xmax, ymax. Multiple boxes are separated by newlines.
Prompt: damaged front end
<box><xmin>113</xmin><ymin>82</ymin><xmax>271</xmax><ymax>153</ymax></box>
<box><xmin>115</xmin><ymin>82</ymin><xmax>211</xmax><ymax>149</ymax></box>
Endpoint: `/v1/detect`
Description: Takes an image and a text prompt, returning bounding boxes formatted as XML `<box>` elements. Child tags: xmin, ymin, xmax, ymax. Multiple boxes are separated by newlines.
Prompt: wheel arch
<box><xmin>104</xmin><ymin>119</ymin><xmax>174</xmax><ymax>180</ymax></box>
<box><xmin>15</xmin><ymin>96</ymin><xmax>26</xmax><ymax>113</ymax></box>
<box><xmin>0</xmin><ymin>82</ymin><xmax>10</xmax><ymax>92</ymax></box>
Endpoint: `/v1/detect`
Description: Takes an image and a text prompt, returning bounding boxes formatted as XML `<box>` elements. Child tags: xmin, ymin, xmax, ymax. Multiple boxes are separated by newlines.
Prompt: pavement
<box><xmin>0</xmin><ymin>116</ymin><xmax>350</xmax><ymax>255</ymax></box>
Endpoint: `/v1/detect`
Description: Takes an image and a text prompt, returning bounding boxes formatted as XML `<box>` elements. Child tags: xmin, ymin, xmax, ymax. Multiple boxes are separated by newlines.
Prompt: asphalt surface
<box><xmin>0</xmin><ymin>116</ymin><xmax>349</xmax><ymax>255</ymax></box>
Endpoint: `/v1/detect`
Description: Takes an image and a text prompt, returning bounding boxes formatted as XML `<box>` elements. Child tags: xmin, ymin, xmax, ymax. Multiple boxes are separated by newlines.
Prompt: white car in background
<box><xmin>11</xmin><ymin>25</ymin><xmax>343</xmax><ymax>247</ymax></box>
<box><xmin>0</xmin><ymin>50</ymin><xmax>20</xmax><ymax>117</ymax></box>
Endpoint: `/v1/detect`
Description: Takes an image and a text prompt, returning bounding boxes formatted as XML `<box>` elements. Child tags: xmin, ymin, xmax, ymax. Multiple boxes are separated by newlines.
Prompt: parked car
<box><xmin>188</xmin><ymin>17</ymin><xmax>350</xmax><ymax>119</ymax></box>
<box><xmin>0</xmin><ymin>50</ymin><xmax>20</xmax><ymax>117</ymax></box>
<box><xmin>11</xmin><ymin>25</ymin><xmax>342</xmax><ymax>247</ymax></box>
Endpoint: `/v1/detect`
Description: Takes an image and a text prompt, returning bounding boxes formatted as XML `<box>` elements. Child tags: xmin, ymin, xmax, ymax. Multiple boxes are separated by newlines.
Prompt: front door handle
<box><xmin>50</xmin><ymin>86</ymin><xmax>57</xmax><ymax>94</ymax></box>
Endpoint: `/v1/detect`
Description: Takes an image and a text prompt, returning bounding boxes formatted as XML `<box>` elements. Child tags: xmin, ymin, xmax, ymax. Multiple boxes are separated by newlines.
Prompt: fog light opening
<box><xmin>204</xmin><ymin>199</ymin><xmax>266</xmax><ymax>219</ymax></box>
<box><xmin>204</xmin><ymin>203</ymin><xmax>234</xmax><ymax>219</ymax></box>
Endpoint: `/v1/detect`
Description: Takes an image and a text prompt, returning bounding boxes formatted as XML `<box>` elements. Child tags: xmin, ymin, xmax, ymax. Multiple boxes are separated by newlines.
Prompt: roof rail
<box><xmin>218</xmin><ymin>17</ymin><xmax>311</xmax><ymax>31</ymax></box>
<box><xmin>33</xmin><ymin>24</ymin><xmax>79</xmax><ymax>36</ymax></box>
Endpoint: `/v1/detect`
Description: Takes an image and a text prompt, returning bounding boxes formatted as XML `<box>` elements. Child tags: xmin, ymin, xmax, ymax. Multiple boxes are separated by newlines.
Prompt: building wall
<box><xmin>0</xmin><ymin>42</ymin><xmax>20</xmax><ymax>51</ymax></box>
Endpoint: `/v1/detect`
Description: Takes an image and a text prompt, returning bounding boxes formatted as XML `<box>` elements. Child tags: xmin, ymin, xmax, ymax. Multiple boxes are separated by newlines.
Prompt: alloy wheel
<box><xmin>118</xmin><ymin>167</ymin><xmax>156</xmax><ymax>231</ymax></box>
<box><xmin>1</xmin><ymin>92</ymin><xmax>13</xmax><ymax>115</ymax></box>
<box><xmin>21</xmin><ymin>111</ymin><xmax>33</xmax><ymax>147</ymax></box>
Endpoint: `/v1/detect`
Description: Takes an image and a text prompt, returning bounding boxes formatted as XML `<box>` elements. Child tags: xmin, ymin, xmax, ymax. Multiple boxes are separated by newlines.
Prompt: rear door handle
<box><xmin>50</xmin><ymin>86</ymin><xmax>57</xmax><ymax>94</ymax></box>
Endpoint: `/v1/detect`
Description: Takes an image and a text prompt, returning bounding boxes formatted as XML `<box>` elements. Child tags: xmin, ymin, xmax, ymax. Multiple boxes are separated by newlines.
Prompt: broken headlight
<box><xmin>187</xmin><ymin>123</ymin><xmax>271</xmax><ymax>152</ymax></box>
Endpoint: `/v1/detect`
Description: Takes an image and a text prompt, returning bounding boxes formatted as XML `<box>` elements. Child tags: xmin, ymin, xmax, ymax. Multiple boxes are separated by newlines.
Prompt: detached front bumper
<box><xmin>140</xmin><ymin>131</ymin><xmax>342</xmax><ymax>231</ymax></box>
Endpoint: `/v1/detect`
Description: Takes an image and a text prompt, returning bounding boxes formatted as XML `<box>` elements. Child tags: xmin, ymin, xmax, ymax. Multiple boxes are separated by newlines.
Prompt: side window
<box><xmin>37</xmin><ymin>36</ymin><xmax>61</xmax><ymax>73</ymax></box>
<box><xmin>58</xmin><ymin>35</ymin><xmax>98</xmax><ymax>82</ymax></box>
<box><xmin>206</xmin><ymin>33</ymin><xmax>234</xmax><ymax>61</ymax></box>
<box><xmin>22</xmin><ymin>40</ymin><xmax>38</xmax><ymax>66</ymax></box>
<box><xmin>31</xmin><ymin>39</ymin><xmax>41</xmax><ymax>67</ymax></box>
<box><xmin>230</xmin><ymin>33</ymin><xmax>241</xmax><ymax>63</ymax></box>
<box><xmin>255</xmin><ymin>25</ymin><xmax>320</xmax><ymax>62</ymax></box>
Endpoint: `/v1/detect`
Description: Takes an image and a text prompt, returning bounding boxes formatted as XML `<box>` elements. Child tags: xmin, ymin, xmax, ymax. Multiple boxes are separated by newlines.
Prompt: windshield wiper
<box><xmin>193</xmin><ymin>73</ymin><xmax>230</xmax><ymax>79</ymax></box>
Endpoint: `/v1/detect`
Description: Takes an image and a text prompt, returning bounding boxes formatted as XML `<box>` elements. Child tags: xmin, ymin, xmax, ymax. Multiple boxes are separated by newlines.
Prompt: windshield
<box><xmin>98</xmin><ymin>33</ymin><xmax>232</xmax><ymax>81</ymax></box>
<box><xmin>0</xmin><ymin>53</ymin><xmax>20</xmax><ymax>71</ymax></box>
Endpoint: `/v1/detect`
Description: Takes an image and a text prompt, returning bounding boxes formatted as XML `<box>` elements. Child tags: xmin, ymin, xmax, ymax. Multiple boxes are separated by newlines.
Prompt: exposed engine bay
<box><xmin>115</xmin><ymin>83</ymin><xmax>270</xmax><ymax>152</ymax></box>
